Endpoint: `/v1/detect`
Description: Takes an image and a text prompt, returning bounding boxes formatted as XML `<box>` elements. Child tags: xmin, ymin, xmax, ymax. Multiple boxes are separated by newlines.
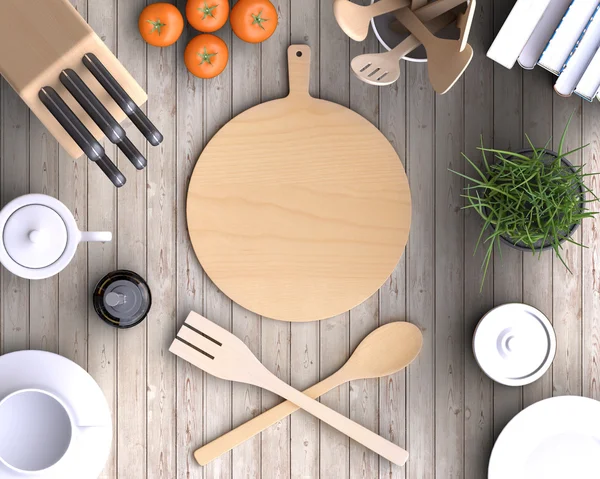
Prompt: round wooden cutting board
<box><xmin>187</xmin><ymin>45</ymin><xmax>411</xmax><ymax>322</ymax></box>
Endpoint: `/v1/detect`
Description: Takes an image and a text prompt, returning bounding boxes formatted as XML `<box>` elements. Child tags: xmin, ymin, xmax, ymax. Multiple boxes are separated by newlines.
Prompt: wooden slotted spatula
<box><xmin>352</xmin><ymin>12</ymin><xmax>455</xmax><ymax>86</ymax></box>
<box><xmin>171</xmin><ymin>312</ymin><xmax>410</xmax><ymax>467</ymax></box>
<box><xmin>395</xmin><ymin>6</ymin><xmax>472</xmax><ymax>94</ymax></box>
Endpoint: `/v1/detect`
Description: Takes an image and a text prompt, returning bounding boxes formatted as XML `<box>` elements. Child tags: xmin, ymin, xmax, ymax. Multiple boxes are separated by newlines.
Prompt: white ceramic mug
<box><xmin>0</xmin><ymin>194</ymin><xmax>112</xmax><ymax>280</ymax></box>
<box><xmin>0</xmin><ymin>389</ymin><xmax>75</xmax><ymax>474</ymax></box>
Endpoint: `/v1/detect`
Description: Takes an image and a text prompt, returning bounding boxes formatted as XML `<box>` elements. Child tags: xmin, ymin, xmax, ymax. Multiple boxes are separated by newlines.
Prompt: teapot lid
<box><xmin>3</xmin><ymin>204</ymin><xmax>68</xmax><ymax>269</ymax></box>
<box><xmin>473</xmin><ymin>303</ymin><xmax>556</xmax><ymax>386</ymax></box>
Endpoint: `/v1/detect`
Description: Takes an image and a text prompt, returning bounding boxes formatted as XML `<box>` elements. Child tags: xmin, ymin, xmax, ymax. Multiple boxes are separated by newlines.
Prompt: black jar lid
<box><xmin>93</xmin><ymin>270</ymin><xmax>151</xmax><ymax>328</ymax></box>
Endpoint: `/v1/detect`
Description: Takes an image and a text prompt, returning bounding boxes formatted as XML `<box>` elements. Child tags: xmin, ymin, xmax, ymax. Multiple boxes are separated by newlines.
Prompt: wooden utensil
<box><xmin>0</xmin><ymin>0</ymin><xmax>147</xmax><ymax>159</ymax></box>
<box><xmin>352</xmin><ymin>12</ymin><xmax>455</xmax><ymax>86</ymax></box>
<box><xmin>457</xmin><ymin>0</ymin><xmax>476</xmax><ymax>52</ymax></box>
<box><xmin>411</xmin><ymin>0</ymin><xmax>428</xmax><ymax>11</ymax></box>
<box><xmin>389</xmin><ymin>1</ymin><xmax>474</xmax><ymax>52</ymax></box>
<box><xmin>187</xmin><ymin>45</ymin><xmax>411</xmax><ymax>322</ymax></box>
<box><xmin>171</xmin><ymin>312</ymin><xmax>411</xmax><ymax>467</ymax></box>
<box><xmin>395</xmin><ymin>7</ymin><xmax>472</xmax><ymax>94</ymax></box>
<box><xmin>194</xmin><ymin>321</ymin><xmax>423</xmax><ymax>465</ymax></box>
<box><xmin>389</xmin><ymin>0</ymin><xmax>468</xmax><ymax>32</ymax></box>
<box><xmin>333</xmin><ymin>0</ymin><xmax>411</xmax><ymax>41</ymax></box>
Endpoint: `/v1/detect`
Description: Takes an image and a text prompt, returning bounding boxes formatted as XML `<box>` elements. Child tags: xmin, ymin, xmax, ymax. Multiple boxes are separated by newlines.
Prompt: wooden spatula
<box><xmin>389</xmin><ymin>1</ymin><xmax>474</xmax><ymax>52</ymax></box>
<box><xmin>395</xmin><ymin>7</ymin><xmax>472</xmax><ymax>94</ymax></box>
<box><xmin>457</xmin><ymin>0</ymin><xmax>476</xmax><ymax>52</ymax></box>
<box><xmin>333</xmin><ymin>0</ymin><xmax>411</xmax><ymax>41</ymax></box>
<box><xmin>194</xmin><ymin>321</ymin><xmax>423</xmax><ymax>465</ymax></box>
<box><xmin>352</xmin><ymin>12</ymin><xmax>455</xmax><ymax>86</ymax></box>
<box><xmin>389</xmin><ymin>0</ymin><xmax>467</xmax><ymax>32</ymax></box>
<box><xmin>170</xmin><ymin>312</ymin><xmax>410</xmax><ymax>467</ymax></box>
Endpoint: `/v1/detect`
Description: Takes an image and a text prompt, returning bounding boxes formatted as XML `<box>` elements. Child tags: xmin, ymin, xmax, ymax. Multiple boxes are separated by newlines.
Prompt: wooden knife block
<box><xmin>0</xmin><ymin>0</ymin><xmax>147</xmax><ymax>159</ymax></box>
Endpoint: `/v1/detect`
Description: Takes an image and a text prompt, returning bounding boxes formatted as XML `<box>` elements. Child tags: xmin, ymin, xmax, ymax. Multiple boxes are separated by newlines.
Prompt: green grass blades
<box><xmin>452</xmin><ymin>119</ymin><xmax>598</xmax><ymax>291</ymax></box>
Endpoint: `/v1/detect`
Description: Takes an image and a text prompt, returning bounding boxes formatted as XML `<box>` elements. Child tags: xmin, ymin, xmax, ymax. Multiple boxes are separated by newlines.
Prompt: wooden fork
<box><xmin>170</xmin><ymin>312</ymin><xmax>410</xmax><ymax>467</ymax></box>
<box><xmin>352</xmin><ymin>12</ymin><xmax>456</xmax><ymax>86</ymax></box>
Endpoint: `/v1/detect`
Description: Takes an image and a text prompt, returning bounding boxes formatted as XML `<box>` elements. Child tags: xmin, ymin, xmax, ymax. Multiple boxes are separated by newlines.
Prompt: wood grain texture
<box><xmin>187</xmin><ymin>44</ymin><xmax>410</xmax><ymax>323</ymax></box>
<box><xmin>175</xmin><ymin>0</ymin><xmax>205</xmax><ymax>475</ymax></box>
<box><xmin>522</xmin><ymin>66</ymin><xmax>553</xmax><ymax>409</ymax></box>
<box><xmin>463</xmin><ymin>2</ymin><xmax>493</xmax><ymax>478</ymax></box>
<box><xmin>434</xmin><ymin>65</ymin><xmax>464</xmax><ymax>479</ymax></box>
<box><xmin>406</xmin><ymin>58</ymin><xmax>435</xmax><ymax>479</ymax></box>
<box><xmin>0</xmin><ymin>0</ymin><xmax>599</xmax><ymax>478</ymax></box>
<box><xmin>491</xmin><ymin>0</ymin><xmax>523</xmax><ymax>442</ymax></box>
<box><xmin>86</xmin><ymin>2</ymin><xmax>118</xmax><ymax>478</ymax></box>
<box><xmin>378</xmin><ymin>36</ymin><xmax>408</xmax><ymax>479</ymax></box>
<box><xmin>552</xmin><ymin>97</ymin><xmax>583</xmax><ymax>399</ymax></box>
<box><xmin>115</xmin><ymin>0</ymin><xmax>147</xmax><ymax>477</ymax></box>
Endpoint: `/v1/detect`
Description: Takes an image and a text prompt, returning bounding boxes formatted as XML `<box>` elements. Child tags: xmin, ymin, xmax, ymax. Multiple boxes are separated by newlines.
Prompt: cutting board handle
<box><xmin>287</xmin><ymin>45</ymin><xmax>311</xmax><ymax>98</ymax></box>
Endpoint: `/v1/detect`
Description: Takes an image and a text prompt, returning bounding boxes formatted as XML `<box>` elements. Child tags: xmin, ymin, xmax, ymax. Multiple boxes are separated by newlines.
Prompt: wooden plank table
<box><xmin>1</xmin><ymin>0</ymin><xmax>599</xmax><ymax>478</ymax></box>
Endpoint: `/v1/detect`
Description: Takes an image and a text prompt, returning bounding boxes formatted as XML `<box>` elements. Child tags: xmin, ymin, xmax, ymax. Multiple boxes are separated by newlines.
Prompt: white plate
<box><xmin>0</xmin><ymin>351</ymin><xmax>112</xmax><ymax>479</ymax></box>
<box><xmin>489</xmin><ymin>396</ymin><xmax>600</xmax><ymax>479</ymax></box>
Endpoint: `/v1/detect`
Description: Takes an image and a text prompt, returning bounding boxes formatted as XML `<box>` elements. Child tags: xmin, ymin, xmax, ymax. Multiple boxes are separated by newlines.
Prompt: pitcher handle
<box><xmin>80</xmin><ymin>231</ymin><xmax>112</xmax><ymax>243</ymax></box>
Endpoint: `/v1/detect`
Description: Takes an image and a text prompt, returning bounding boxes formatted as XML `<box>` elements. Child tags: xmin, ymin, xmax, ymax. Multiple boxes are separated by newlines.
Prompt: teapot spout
<box><xmin>80</xmin><ymin>231</ymin><xmax>112</xmax><ymax>243</ymax></box>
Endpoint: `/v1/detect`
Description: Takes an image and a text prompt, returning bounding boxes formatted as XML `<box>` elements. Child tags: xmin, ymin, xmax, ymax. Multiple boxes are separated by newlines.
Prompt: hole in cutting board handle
<box><xmin>287</xmin><ymin>45</ymin><xmax>311</xmax><ymax>97</ymax></box>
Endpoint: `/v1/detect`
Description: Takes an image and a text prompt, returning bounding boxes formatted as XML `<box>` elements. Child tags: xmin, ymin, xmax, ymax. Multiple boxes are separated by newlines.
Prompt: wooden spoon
<box><xmin>172</xmin><ymin>313</ymin><xmax>415</xmax><ymax>466</ymax></box>
<box><xmin>389</xmin><ymin>1</ymin><xmax>474</xmax><ymax>52</ymax></box>
<box><xmin>352</xmin><ymin>12</ymin><xmax>455</xmax><ymax>86</ymax></box>
<box><xmin>457</xmin><ymin>0</ymin><xmax>476</xmax><ymax>52</ymax></box>
<box><xmin>395</xmin><ymin>7</ymin><xmax>472</xmax><ymax>94</ymax></box>
<box><xmin>389</xmin><ymin>0</ymin><xmax>467</xmax><ymax>33</ymax></box>
<box><xmin>193</xmin><ymin>321</ymin><xmax>423</xmax><ymax>465</ymax></box>
<box><xmin>333</xmin><ymin>0</ymin><xmax>411</xmax><ymax>42</ymax></box>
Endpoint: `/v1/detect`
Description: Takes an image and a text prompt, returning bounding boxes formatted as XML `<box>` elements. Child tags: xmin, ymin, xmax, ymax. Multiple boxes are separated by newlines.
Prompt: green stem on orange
<box><xmin>198</xmin><ymin>47</ymin><xmax>217</xmax><ymax>65</ymax></box>
<box><xmin>147</xmin><ymin>18</ymin><xmax>166</xmax><ymax>35</ymax></box>
<box><xmin>198</xmin><ymin>2</ymin><xmax>219</xmax><ymax>19</ymax></box>
<box><xmin>251</xmin><ymin>9</ymin><xmax>268</xmax><ymax>30</ymax></box>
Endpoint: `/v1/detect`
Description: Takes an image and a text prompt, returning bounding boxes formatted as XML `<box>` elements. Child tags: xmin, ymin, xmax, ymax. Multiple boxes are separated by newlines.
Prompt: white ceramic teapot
<box><xmin>0</xmin><ymin>194</ymin><xmax>111</xmax><ymax>280</ymax></box>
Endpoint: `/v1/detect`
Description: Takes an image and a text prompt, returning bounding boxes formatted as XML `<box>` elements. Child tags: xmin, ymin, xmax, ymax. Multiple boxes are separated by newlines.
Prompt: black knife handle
<box><xmin>96</xmin><ymin>155</ymin><xmax>127</xmax><ymax>186</ymax></box>
<box><xmin>39</xmin><ymin>86</ymin><xmax>126</xmax><ymax>188</ymax></box>
<box><xmin>119</xmin><ymin>136</ymin><xmax>147</xmax><ymax>170</ymax></box>
<box><xmin>60</xmin><ymin>69</ymin><xmax>147</xmax><ymax>170</ymax></box>
<box><xmin>83</xmin><ymin>53</ymin><xmax>163</xmax><ymax>147</ymax></box>
<box><xmin>60</xmin><ymin>69</ymin><xmax>125</xmax><ymax>143</ymax></box>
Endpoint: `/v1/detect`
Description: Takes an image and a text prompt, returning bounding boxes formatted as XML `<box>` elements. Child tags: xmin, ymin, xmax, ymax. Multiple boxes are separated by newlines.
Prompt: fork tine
<box><xmin>169</xmin><ymin>337</ymin><xmax>215</xmax><ymax>370</ymax></box>
<box><xmin>185</xmin><ymin>311</ymin><xmax>230</xmax><ymax>343</ymax></box>
<box><xmin>177</xmin><ymin>324</ymin><xmax>222</xmax><ymax>358</ymax></box>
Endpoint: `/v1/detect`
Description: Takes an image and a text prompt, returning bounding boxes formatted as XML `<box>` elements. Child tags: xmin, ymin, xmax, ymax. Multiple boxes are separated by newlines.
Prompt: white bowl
<box><xmin>473</xmin><ymin>303</ymin><xmax>556</xmax><ymax>386</ymax></box>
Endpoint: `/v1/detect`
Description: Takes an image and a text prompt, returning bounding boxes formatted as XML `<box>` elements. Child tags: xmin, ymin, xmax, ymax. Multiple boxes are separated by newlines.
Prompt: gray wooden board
<box><xmin>0</xmin><ymin>0</ymin><xmax>599</xmax><ymax>478</ymax></box>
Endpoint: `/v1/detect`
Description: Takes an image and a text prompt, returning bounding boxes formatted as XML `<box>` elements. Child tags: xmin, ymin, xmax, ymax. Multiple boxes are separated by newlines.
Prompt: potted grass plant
<box><xmin>453</xmin><ymin>116</ymin><xmax>598</xmax><ymax>288</ymax></box>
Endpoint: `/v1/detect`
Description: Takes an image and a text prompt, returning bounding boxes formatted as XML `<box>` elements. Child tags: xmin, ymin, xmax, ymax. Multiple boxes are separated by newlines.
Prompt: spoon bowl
<box><xmin>340</xmin><ymin>321</ymin><xmax>423</xmax><ymax>380</ymax></box>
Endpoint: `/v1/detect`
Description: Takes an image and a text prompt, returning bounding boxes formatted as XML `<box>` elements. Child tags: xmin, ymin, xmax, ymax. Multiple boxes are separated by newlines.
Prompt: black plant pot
<box><xmin>490</xmin><ymin>149</ymin><xmax>584</xmax><ymax>252</ymax></box>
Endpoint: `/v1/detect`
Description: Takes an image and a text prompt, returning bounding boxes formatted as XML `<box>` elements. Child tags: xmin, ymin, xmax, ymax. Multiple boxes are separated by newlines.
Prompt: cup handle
<box><xmin>80</xmin><ymin>231</ymin><xmax>112</xmax><ymax>243</ymax></box>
